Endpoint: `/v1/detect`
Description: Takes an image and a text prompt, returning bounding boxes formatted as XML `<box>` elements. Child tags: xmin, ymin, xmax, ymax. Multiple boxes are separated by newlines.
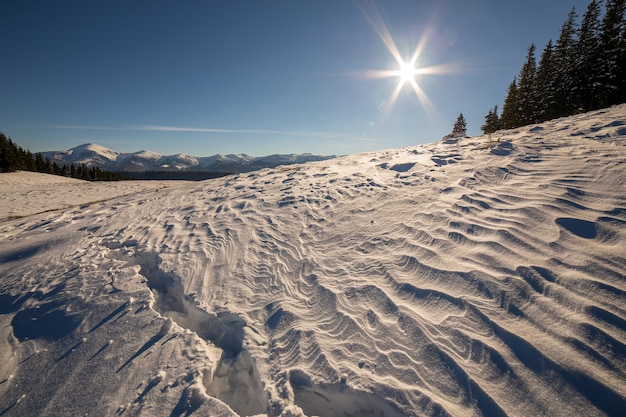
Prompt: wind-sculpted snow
<box><xmin>1</xmin><ymin>105</ymin><xmax>626</xmax><ymax>416</ymax></box>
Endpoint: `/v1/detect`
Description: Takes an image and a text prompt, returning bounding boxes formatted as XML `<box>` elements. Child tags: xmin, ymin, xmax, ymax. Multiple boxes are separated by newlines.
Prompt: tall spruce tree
<box><xmin>452</xmin><ymin>113</ymin><xmax>467</xmax><ymax>136</ymax></box>
<box><xmin>619</xmin><ymin>10</ymin><xmax>626</xmax><ymax>104</ymax></box>
<box><xmin>500</xmin><ymin>78</ymin><xmax>520</xmax><ymax>129</ymax></box>
<box><xmin>0</xmin><ymin>133</ymin><xmax>15</xmax><ymax>172</ymax></box>
<box><xmin>553</xmin><ymin>8</ymin><xmax>579</xmax><ymax>118</ymax></box>
<box><xmin>598</xmin><ymin>0</ymin><xmax>626</xmax><ymax>107</ymax></box>
<box><xmin>535</xmin><ymin>40</ymin><xmax>557</xmax><ymax>122</ymax></box>
<box><xmin>481</xmin><ymin>105</ymin><xmax>501</xmax><ymax>134</ymax></box>
<box><xmin>575</xmin><ymin>0</ymin><xmax>602</xmax><ymax>111</ymax></box>
<box><xmin>517</xmin><ymin>44</ymin><xmax>538</xmax><ymax>125</ymax></box>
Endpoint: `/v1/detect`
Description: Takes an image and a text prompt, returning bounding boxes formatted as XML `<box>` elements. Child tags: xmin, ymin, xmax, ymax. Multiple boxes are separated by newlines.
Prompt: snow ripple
<box><xmin>1</xmin><ymin>105</ymin><xmax>625</xmax><ymax>416</ymax></box>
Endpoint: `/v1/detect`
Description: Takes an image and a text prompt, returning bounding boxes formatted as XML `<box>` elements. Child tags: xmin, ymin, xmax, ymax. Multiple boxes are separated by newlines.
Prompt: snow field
<box><xmin>1</xmin><ymin>105</ymin><xmax>625</xmax><ymax>416</ymax></box>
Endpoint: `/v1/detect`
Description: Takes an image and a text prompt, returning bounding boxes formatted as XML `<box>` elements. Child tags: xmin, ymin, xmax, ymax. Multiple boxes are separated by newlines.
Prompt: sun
<box><xmin>398</xmin><ymin>61</ymin><xmax>417</xmax><ymax>84</ymax></box>
<box><xmin>392</xmin><ymin>56</ymin><xmax>424</xmax><ymax>88</ymax></box>
<box><xmin>356</xmin><ymin>2</ymin><xmax>437</xmax><ymax>118</ymax></box>
<box><xmin>356</xmin><ymin>1</ymin><xmax>464</xmax><ymax>121</ymax></box>
<box><xmin>375</xmin><ymin>53</ymin><xmax>433</xmax><ymax>120</ymax></box>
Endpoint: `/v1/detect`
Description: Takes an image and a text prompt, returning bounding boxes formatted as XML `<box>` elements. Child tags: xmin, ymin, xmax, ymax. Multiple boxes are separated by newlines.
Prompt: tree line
<box><xmin>0</xmin><ymin>132</ymin><xmax>128</xmax><ymax>181</ymax></box>
<box><xmin>482</xmin><ymin>0</ymin><xmax>626</xmax><ymax>134</ymax></box>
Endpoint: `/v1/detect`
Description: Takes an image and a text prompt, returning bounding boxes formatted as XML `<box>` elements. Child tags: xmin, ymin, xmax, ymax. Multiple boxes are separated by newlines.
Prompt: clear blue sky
<box><xmin>1</xmin><ymin>0</ymin><xmax>592</xmax><ymax>156</ymax></box>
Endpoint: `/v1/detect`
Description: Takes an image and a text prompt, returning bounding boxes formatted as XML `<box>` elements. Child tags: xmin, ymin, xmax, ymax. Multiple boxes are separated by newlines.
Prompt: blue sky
<box><xmin>1</xmin><ymin>0</ymin><xmax>592</xmax><ymax>157</ymax></box>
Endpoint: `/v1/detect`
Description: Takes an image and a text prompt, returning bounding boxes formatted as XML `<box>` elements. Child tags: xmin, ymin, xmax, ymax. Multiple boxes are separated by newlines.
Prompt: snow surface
<box><xmin>0</xmin><ymin>172</ymin><xmax>182</xmax><ymax>222</ymax></box>
<box><xmin>1</xmin><ymin>105</ymin><xmax>626</xmax><ymax>416</ymax></box>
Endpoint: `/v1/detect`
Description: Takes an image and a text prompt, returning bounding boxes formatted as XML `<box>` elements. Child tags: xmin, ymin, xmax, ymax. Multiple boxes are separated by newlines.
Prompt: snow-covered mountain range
<box><xmin>41</xmin><ymin>143</ymin><xmax>336</xmax><ymax>173</ymax></box>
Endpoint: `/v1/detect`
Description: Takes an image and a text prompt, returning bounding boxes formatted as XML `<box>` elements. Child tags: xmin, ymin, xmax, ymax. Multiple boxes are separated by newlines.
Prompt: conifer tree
<box><xmin>452</xmin><ymin>113</ymin><xmax>467</xmax><ymax>136</ymax></box>
<box><xmin>0</xmin><ymin>133</ymin><xmax>14</xmax><ymax>172</ymax></box>
<box><xmin>575</xmin><ymin>0</ymin><xmax>602</xmax><ymax>111</ymax></box>
<box><xmin>535</xmin><ymin>40</ymin><xmax>557</xmax><ymax>122</ymax></box>
<box><xmin>598</xmin><ymin>0</ymin><xmax>626</xmax><ymax>107</ymax></box>
<box><xmin>79</xmin><ymin>163</ymin><xmax>90</xmax><ymax>181</ymax></box>
<box><xmin>517</xmin><ymin>44</ymin><xmax>538</xmax><ymax>125</ymax></box>
<box><xmin>553</xmin><ymin>8</ymin><xmax>579</xmax><ymax>118</ymax></box>
<box><xmin>481</xmin><ymin>105</ymin><xmax>501</xmax><ymax>134</ymax></box>
<box><xmin>34</xmin><ymin>152</ymin><xmax>46</xmax><ymax>172</ymax></box>
<box><xmin>619</xmin><ymin>13</ymin><xmax>626</xmax><ymax>104</ymax></box>
<box><xmin>500</xmin><ymin>79</ymin><xmax>520</xmax><ymax>129</ymax></box>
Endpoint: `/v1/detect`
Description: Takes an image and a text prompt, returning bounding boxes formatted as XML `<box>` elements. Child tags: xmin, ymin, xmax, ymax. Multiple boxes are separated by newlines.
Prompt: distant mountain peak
<box><xmin>73</xmin><ymin>143</ymin><xmax>117</xmax><ymax>153</ymax></box>
<box><xmin>41</xmin><ymin>143</ymin><xmax>336</xmax><ymax>174</ymax></box>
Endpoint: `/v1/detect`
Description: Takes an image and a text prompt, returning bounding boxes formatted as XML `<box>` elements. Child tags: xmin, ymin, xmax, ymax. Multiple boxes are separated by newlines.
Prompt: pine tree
<box><xmin>517</xmin><ymin>44</ymin><xmax>538</xmax><ymax>125</ymax></box>
<box><xmin>481</xmin><ymin>105</ymin><xmax>500</xmax><ymax>134</ymax></box>
<box><xmin>43</xmin><ymin>157</ymin><xmax>53</xmax><ymax>174</ymax></box>
<box><xmin>535</xmin><ymin>40</ymin><xmax>558</xmax><ymax>122</ymax></box>
<box><xmin>598</xmin><ymin>0</ymin><xmax>626</xmax><ymax>107</ymax></box>
<box><xmin>575</xmin><ymin>0</ymin><xmax>602</xmax><ymax>111</ymax></box>
<box><xmin>24</xmin><ymin>150</ymin><xmax>36</xmax><ymax>171</ymax></box>
<box><xmin>79</xmin><ymin>163</ymin><xmax>91</xmax><ymax>181</ymax></box>
<box><xmin>618</xmin><ymin>13</ymin><xmax>626</xmax><ymax>104</ymax></box>
<box><xmin>1</xmin><ymin>134</ymin><xmax>35</xmax><ymax>172</ymax></box>
<box><xmin>0</xmin><ymin>133</ymin><xmax>14</xmax><ymax>172</ymax></box>
<box><xmin>553</xmin><ymin>8</ymin><xmax>579</xmax><ymax>118</ymax></box>
<box><xmin>34</xmin><ymin>152</ymin><xmax>46</xmax><ymax>172</ymax></box>
<box><xmin>452</xmin><ymin>113</ymin><xmax>467</xmax><ymax>136</ymax></box>
<box><xmin>500</xmin><ymin>78</ymin><xmax>520</xmax><ymax>129</ymax></box>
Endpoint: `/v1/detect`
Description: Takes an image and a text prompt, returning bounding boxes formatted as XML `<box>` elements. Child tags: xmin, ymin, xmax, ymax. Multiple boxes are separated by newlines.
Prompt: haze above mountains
<box><xmin>42</xmin><ymin>143</ymin><xmax>336</xmax><ymax>174</ymax></box>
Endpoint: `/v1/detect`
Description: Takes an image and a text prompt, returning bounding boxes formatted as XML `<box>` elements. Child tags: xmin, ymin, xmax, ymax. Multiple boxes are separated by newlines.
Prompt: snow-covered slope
<box><xmin>43</xmin><ymin>143</ymin><xmax>122</xmax><ymax>166</ymax></box>
<box><xmin>42</xmin><ymin>144</ymin><xmax>335</xmax><ymax>173</ymax></box>
<box><xmin>1</xmin><ymin>106</ymin><xmax>625</xmax><ymax>416</ymax></box>
<box><xmin>0</xmin><ymin>172</ymin><xmax>183</xmax><ymax>222</ymax></box>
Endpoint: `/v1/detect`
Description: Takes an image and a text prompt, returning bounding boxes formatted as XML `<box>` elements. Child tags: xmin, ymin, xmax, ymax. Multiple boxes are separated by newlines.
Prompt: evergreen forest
<box><xmin>481</xmin><ymin>0</ymin><xmax>626</xmax><ymax>134</ymax></box>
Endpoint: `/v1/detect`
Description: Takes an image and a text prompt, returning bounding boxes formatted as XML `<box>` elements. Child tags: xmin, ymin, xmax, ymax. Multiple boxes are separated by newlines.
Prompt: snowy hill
<box><xmin>41</xmin><ymin>144</ymin><xmax>335</xmax><ymax>173</ymax></box>
<box><xmin>1</xmin><ymin>105</ymin><xmax>626</xmax><ymax>416</ymax></box>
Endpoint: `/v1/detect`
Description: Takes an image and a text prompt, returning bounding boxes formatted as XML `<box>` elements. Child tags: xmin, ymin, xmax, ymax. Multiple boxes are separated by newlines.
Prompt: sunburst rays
<box><xmin>357</xmin><ymin>1</ymin><xmax>464</xmax><ymax>122</ymax></box>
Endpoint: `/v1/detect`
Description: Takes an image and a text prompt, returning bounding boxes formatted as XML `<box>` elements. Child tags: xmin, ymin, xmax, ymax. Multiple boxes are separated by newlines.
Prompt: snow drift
<box><xmin>1</xmin><ymin>105</ymin><xmax>625</xmax><ymax>416</ymax></box>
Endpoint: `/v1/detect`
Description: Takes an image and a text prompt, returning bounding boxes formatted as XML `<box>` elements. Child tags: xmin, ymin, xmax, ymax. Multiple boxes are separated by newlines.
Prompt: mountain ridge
<box><xmin>41</xmin><ymin>143</ymin><xmax>336</xmax><ymax>173</ymax></box>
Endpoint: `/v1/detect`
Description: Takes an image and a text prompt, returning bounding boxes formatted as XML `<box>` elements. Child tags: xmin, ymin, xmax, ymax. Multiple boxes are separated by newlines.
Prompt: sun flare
<box><xmin>357</xmin><ymin>1</ymin><xmax>463</xmax><ymax>121</ymax></box>
<box><xmin>397</xmin><ymin>60</ymin><xmax>419</xmax><ymax>85</ymax></box>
